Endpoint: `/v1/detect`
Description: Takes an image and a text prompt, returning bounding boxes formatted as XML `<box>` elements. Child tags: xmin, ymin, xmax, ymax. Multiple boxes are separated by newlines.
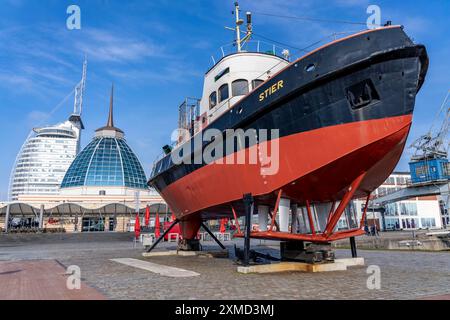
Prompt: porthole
<box><xmin>305</xmin><ymin>63</ymin><xmax>316</xmax><ymax>72</ymax></box>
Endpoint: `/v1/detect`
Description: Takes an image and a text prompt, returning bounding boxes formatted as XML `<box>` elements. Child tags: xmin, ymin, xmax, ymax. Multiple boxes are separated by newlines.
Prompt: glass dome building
<box><xmin>61</xmin><ymin>86</ymin><xmax>149</xmax><ymax>193</ymax></box>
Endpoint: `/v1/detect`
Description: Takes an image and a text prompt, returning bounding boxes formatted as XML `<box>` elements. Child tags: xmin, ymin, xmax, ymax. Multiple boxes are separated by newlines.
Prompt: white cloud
<box><xmin>26</xmin><ymin>110</ymin><xmax>50</xmax><ymax>123</ymax></box>
<box><xmin>107</xmin><ymin>62</ymin><xmax>201</xmax><ymax>83</ymax></box>
<box><xmin>334</xmin><ymin>0</ymin><xmax>370</xmax><ymax>7</ymax></box>
<box><xmin>74</xmin><ymin>29</ymin><xmax>166</xmax><ymax>63</ymax></box>
<box><xmin>0</xmin><ymin>72</ymin><xmax>33</xmax><ymax>87</ymax></box>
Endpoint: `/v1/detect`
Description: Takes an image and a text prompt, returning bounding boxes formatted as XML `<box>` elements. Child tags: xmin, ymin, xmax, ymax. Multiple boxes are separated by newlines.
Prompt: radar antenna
<box><xmin>226</xmin><ymin>2</ymin><xmax>253</xmax><ymax>52</ymax></box>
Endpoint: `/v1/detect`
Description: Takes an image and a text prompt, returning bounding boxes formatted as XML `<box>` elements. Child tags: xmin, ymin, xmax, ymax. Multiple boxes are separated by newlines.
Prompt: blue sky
<box><xmin>0</xmin><ymin>0</ymin><xmax>449</xmax><ymax>200</ymax></box>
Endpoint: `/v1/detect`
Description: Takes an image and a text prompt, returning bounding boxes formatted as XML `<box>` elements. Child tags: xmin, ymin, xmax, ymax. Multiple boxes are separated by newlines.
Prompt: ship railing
<box><xmin>210</xmin><ymin>40</ymin><xmax>291</xmax><ymax>66</ymax></box>
<box><xmin>207</xmin><ymin>97</ymin><xmax>235</xmax><ymax>120</ymax></box>
<box><xmin>151</xmin><ymin>97</ymin><xmax>201</xmax><ymax>175</ymax></box>
<box><xmin>178</xmin><ymin>97</ymin><xmax>200</xmax><ymax>133</ymax></box>
<box><xmin>210</xmin><ymin>30</ymin><xmax>367</xmax><ymax>67</ymax></box>
<box><xmin>151</xmin><ymin>142</ymin><xmax>176</xmax><ymax>175</ymax></box>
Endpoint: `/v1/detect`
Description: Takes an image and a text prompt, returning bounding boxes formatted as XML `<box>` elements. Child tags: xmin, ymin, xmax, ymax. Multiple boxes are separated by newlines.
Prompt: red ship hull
<box><xmin>149</xmin><ymin>26</ymin><xmax>428</xmax><ymax>242</ymax></box>
<box><xmin>162</xmin><ymin>115</ymin><xmax>411</xmax><ymax>239</ymax></box>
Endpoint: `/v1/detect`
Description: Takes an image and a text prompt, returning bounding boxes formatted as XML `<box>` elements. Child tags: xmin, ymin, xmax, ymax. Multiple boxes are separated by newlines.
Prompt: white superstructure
<box><xmin>176</xmin><ymin>3</ymin><xmax>290</xmax><ymax>144</ymax></box>
<box><xmin>201</xmin><ymin>52</ymin><xmax>289</xmax><ymax>124</ymax></box>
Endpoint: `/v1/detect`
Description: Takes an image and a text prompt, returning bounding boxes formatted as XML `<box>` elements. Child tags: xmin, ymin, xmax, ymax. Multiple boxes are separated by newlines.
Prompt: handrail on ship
<box><xmin>209</xmin><ymin>31</ymin><xmax>365</xmax><ymax>67</ymax></box>
<box><xmin>210</xmin><ymin>40</ymin><xmax>291</xmax><ymax>67</ymax></box>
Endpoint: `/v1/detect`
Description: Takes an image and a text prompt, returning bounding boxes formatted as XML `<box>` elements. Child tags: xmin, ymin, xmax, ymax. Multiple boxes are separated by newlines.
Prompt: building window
<box><xmin>397</xmin><ymin>176</ymin><xmax>406</xmax><ymax>184</ymax></box>
<box><xmin>403</xmin><ymin>218</ymin><xmax>419</xmax><ymax>229</ymax></box>
<box><xmin>399</xmin><ymin>202</ymin><xmax>417</xmax><ymax>216</ymax></box>
<box><xmin>421</xmin><ymin>218</ymin><xmax>436</xmax><ymax>228</ymax></box>
<box><xmin>384</xmin><ymin>177</ymin><xmax>395</xmax><ymax>185</ymax></box>
<box><xmin>442</xmin><ymin>162</ymin><xmax>450</xmax><ymax>176</ymax></box>
<box><xmin>385</xmin><ymin>218</ymin><xmax>400</xmax><ymax>230</ymax></box>
<box><xmin>232</xmin><ymin>79</ymin><xmax>249</xmax><ymax>96</ymax></box>
<box><xmin>377</xmin><ymin>187</ymin><xmax>388</xmax><ymax>196</ymax></box>
<box><xmin>218</xmin><ymin>83</ymin><xmax>229</xmax><ymax>103</ymax></box>
<box><xmin>385</xmin><ymin>203</ymin><xmax>398</xmax><ymax>216</ymax></box>
<box><xmin>209</xmin><ymin>91</ymin><xmax>217</xmax><ymax>109</ymax></box>
<box><xmin>214</xmin><ymin>67</ymin><xmax>230</xmax><ymax>82</ymax></box>
<box><xmin>251</xmin><ymin>79</ymin><xmax>264</xmax><ymax>89</ymax></box>
<box><xmin>82</xmin><ymin>217</ymin><xmax>105</xmax><ymax>232</ymax></box>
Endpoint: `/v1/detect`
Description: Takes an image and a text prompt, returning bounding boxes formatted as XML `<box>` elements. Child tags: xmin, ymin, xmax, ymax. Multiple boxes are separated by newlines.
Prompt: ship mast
<box><xmin>229</xmin><ymin>2</ymin><xmax>252</xmax><ymax>52</ymax></box>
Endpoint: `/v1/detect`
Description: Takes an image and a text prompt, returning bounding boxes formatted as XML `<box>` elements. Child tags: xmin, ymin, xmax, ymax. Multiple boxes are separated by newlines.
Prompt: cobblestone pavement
<box><xmin>1</xmin><ymin>234</ymin><xmax>449</xmax><ymax>300</ymax></box>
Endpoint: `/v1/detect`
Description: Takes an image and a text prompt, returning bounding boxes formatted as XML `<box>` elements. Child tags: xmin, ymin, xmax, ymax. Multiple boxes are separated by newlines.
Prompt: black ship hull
<box><xmin>149</xmin><ymin>26</ymin><xmax>428</xmax><ymax>241</ymax></box>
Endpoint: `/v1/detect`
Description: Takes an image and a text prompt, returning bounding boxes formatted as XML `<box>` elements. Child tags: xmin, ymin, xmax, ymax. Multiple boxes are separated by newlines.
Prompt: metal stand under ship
<box><xmin>148</xmin><ymin>3</ymin><xmax>428</xmax><ymax>261</ymax></box>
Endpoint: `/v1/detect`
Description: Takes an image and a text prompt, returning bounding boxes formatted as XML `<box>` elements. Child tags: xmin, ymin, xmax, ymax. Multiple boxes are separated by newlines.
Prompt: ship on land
<box><xmin>148</xmin><ymin>3</ymin><xmax>428</xmax><ymax>251</ymax></box>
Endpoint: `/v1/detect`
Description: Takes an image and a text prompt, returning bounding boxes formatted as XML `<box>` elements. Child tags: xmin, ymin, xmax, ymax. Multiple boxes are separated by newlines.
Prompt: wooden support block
<box><xmin>335</xmin><ymin>257</ymin><xmax>365</xmax><ymax>267</ymax></box>
<box><xmin>142</xmin><ymin>250</ymin><xmax>178</xmax><ymax>257</ymax></box>
<box><xmin>177</xmin><ymin>251</ymin><xmax>198</xmax><ymax>256</ymax></box>
<box><xmin>237</xmin><ymin>261</ymin><xmax>347</xmax><ymax>274</ymax></box>
<box><xmin>197</xmin><ymin>250</ymin><xmax>229</xmax><ymax>258</ymax></box>
<box><xmin>142</xmin><ymin>249</ymin><xmax>229</xmax><ymax>258</ymax></box>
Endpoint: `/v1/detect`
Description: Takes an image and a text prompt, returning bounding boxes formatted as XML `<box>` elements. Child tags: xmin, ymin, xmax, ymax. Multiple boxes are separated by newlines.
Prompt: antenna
<box><xmin>73</xmin><ymin>57</ymin><xmax>87</xmax><ymax>116</ymax></box>
<box><xmin>226</xmin><ymin>2</ymin><xmax>253</xmax><ymax>53</ymax></box>
<box><xmin>234</xmin><ymin>2</ymin><xmax>242</xmax><ymax>52</ymax></box>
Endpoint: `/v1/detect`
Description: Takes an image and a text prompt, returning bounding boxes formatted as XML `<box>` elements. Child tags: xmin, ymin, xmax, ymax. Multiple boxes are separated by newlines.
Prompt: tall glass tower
<box><xmin>8</xmin><ymin>59</ymin><xmax>87</xmax><ymax>200</ymax></box>
<box><xmin>8</xmin><ymin>120</ymin><xmax>83</xmax><ymax>200</ymax></box>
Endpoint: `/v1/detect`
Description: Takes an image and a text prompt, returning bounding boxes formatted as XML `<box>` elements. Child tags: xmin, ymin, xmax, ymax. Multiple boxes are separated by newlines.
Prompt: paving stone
<box><xmin>1</xmin><ymin>235</ymin><xmax>449</xmax><ymax>299</ymax></box>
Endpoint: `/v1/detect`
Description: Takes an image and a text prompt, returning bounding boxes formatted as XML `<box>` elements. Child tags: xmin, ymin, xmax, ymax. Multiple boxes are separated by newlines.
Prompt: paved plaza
<box><xmin>0</xmin><ymin>233</ymin><xmax>449</xmax><ymax>300</ymax></box>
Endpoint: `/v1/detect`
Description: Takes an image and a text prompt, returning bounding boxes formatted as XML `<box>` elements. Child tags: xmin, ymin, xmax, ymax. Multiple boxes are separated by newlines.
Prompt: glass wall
<box><xmin>385</xmin><ymin>203</ymin><xmax>398</xmax><ymax>216</ymax></box>
<box><xmin>385</xmin><ymin>218</ymin><xmax>400</xmax><ymax>230</ymax></box>
<box><xmin>10</xmin><ymin>123</ymin><xmax>79</xmax><ymax>200</ymax></box>
<box><xmin>401</xmin><ymin>218</ymin><xmax>419</xmax><ymax>229</ymax></box>
<box><xmin>82</xmin><ymin>217</ymin><xmax>105</xmax><ymax>232</ymax></box>
<box><xmin>421</xmin><ymin>218</ymin><xmax>436</xmax><ymax>228</ymax></box>
<box><xmin>399</xmin><ymin>202</ymin><xmax>417</xmax><ymax>216</ymax></box>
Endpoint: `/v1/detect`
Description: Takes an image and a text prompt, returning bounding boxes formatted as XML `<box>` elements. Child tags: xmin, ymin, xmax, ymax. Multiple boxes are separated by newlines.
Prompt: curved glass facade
<box><xmin>9</xmin><ymin>119</ymin><xmax>82</xmax><ymax>200</ymax></box>
<box><xmin>61</xmin><ymin>137</ymin><xmax>148</xmax><ymax>189</ymax></box>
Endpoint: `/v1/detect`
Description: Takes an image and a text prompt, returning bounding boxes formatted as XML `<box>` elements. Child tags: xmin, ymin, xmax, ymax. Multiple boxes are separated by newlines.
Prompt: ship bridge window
<box><xmin>305</xmin><ymin>63</ymin><xmax>316</xmax><ymax>72</ymax></box>
<box><xmin>214</xmin><ymin>67</ymin><xmax>230</xmax><ymax>82</ymax></box>
<box><xmin>209</xmin><ymin>91</ymin><xmax>217</xmax><ymax>109</ymax></box>
<box><xmin>251</xmin><ymin>79</ymin><xmax>264</xmax><ymax>89</ymax></box>
<box><xmin>232</xmin><ymin>79</ymin><xmax>249</xmax><ymax>96</ymax></box>
<box><xmin>218</xmin><ymin>83</ymin><xmax>229</xmax><ymax>103</ymax></box>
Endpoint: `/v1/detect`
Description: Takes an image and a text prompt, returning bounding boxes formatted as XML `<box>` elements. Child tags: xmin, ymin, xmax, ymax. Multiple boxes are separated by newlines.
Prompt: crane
<box><xmin>409</xmin><ymin>90</ymin><xmax>450</xmax><ymax>184</ymax></box>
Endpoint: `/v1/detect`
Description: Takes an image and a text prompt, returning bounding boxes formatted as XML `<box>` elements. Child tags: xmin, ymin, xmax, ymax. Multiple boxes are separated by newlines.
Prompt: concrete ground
<box><xmin>0</xmin><ymin>233</ymin><xmax>449</xmax><ymax>300</ymax></box>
